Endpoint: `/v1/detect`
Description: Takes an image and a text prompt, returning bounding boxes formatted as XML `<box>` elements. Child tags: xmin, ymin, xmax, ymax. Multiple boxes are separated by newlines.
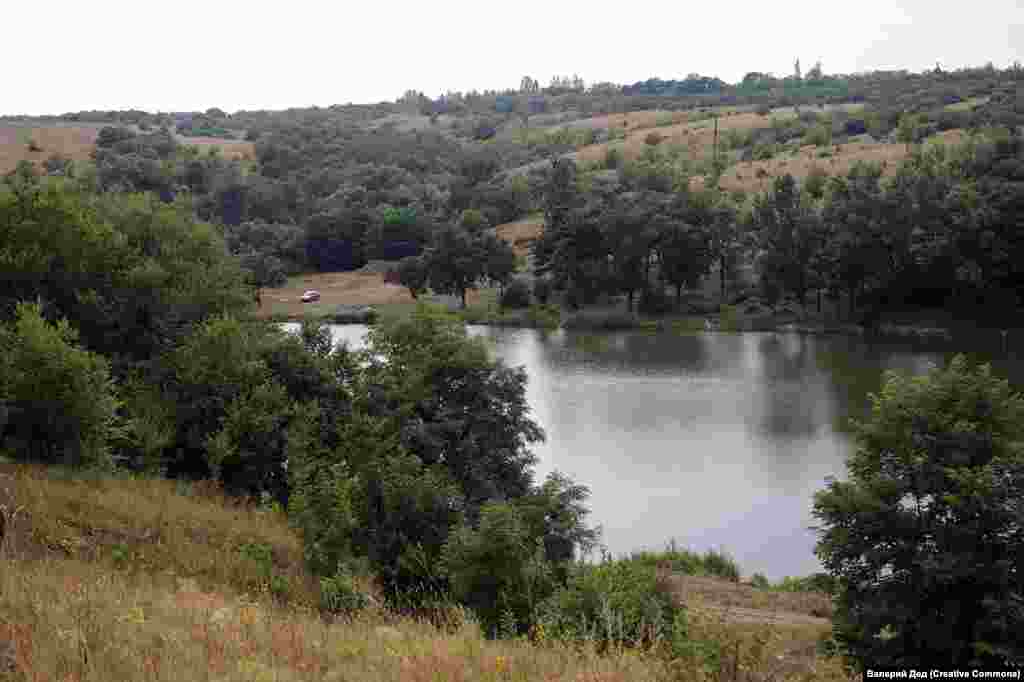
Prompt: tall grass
<box><xmin>0</xmin><ymin>464</ymin><xmax>857</xmax><ymax>681</ymax></box>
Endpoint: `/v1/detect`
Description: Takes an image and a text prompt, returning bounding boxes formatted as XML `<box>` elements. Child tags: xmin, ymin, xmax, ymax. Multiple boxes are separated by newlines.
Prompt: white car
<box><xmin>300</xmin><ymin>290</ymin><xmax>321</xmax><ymax>303</ymax></box>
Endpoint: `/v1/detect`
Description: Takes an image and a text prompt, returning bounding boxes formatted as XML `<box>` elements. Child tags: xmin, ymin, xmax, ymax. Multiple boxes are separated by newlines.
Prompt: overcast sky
<box><xmin>7</xmin><ymin>0</ymin><xmax>1024</xmax><ymax>116</ymax></box>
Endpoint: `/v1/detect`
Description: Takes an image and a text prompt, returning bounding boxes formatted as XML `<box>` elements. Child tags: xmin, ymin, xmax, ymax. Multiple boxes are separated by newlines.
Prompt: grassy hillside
<box><xmin>0</xmin><ymin>123</ymin><xmax>254</xmax><ymax>175</ymax></box>
<box><xmin>0</xmin><ymin>462</ymin><xmax>853</xmax><ymax>681</ymax></box>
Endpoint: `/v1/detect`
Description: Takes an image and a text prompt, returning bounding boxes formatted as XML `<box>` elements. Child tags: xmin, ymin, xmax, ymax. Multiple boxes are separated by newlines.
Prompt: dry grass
<box><xmin>0</xmin><ymin>462</ymin><xmax>857</xmax><ymax>681</ymax></box>
<box><xmin>0</xmin><ymin>558</ymin><xmax>680</xmax><ymax>682</ymax></box>
<box><xmin>495</xmin><ymin>216</ymin><xmax>544</xmax><ymax>258</ymax></box>
<box><xmin>707</xmin><ymin>129</ymin><xmax>970</xmax><ymax>193</ymax></box>
<box><xmin>574</xmin><ymin>112</ymin><xmax>779</xmax><ymax>167</ymax></box>
<box><xmin>668</xmin><ymin>576</ymin><xmax>833</xmax><ymax>624</ymax></box>
<box><xmin>0</xmin><ymin>126</ymin><xmax>99</xmax><ymax>174</ymax></box>
<box><xmin>0</xmin><ymin>125</ymin><xmax>256</xmax><ymax>174</ymax></box>
<box><xmin>178</xmin><ymin>138</ymin><xmax>255</xmax><ymax>161</ymax></box>
<box><xmin>252</xmin><ymin>271</ymin><xmax>489</xmax><ymax>320</ymax></box>
<box><xmin>0</xmin><ymin>462</ymin><xmax>318</xmax><ymax>607</ymax></box>
<box><xmin>711</xmin><ymin>141</ymin><xmax>907</xmax><ymax>193</ymax></box>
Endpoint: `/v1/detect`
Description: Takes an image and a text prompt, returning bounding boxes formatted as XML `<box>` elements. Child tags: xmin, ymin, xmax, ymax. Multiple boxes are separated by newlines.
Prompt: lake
<box><xmin>281</xmin><ymin>322</ymin><xmax>1023</xmax><ymax>581</ymax></box>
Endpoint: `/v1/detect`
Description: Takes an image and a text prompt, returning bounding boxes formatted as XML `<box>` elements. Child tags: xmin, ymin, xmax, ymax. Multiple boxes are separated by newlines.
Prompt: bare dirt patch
<box><xmin>495</xmin><ymin>216</ymin><xmax>544</xmax><ymax>258</ymax></box>
<box><xmin>0</xmin><ymin>125</ymin><xmax>99</xmax><ymax>174</ymax></box>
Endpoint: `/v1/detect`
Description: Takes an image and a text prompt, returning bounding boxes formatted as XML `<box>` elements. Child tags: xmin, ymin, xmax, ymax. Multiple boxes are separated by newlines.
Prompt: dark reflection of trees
<box><xmin>811</xmin><ymin>333</ymin><xmax>1024</xmax><ymax>437</ymax></box>
<box><xmin>548</xmin><ymin>331</ymin><xmax>715</xmax><ymax>376</ymax></box>
<box><xmin>751</xmin><ymin>333</ymin><xmax>829</xmax><ymax>440</ymax></box>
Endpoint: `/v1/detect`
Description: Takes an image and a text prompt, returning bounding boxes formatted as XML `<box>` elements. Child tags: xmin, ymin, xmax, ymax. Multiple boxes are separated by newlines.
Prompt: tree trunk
<box><xmin>460</xmin><ymin>288</ymin><xmax>467</xmax><ymax>309</ymax></box>
<box><xmin>677</xmin><ymin>284</ymin><xmax>684</xmax><ymax>309</ymax></box>
<box><xmin>817</xmin><ymin>289</ymin><xmax>822</xmax><ymax>314</ymax></box>
<box><xmin>626</xmin><ymin>289</ymin><xmax>634</xmax><ymax>313</ymax></box>
<box><xmin>719</xmin><ymin>256</ymin><xmax>727</xmax><ymax>304</ymax></box>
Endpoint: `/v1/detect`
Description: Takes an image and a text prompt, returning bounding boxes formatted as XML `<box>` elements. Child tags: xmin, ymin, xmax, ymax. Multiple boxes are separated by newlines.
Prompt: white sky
<box><xmin>7</xmin><ymin>0</ymin><xmax>1024</xmax><ymax>116</ymax></box>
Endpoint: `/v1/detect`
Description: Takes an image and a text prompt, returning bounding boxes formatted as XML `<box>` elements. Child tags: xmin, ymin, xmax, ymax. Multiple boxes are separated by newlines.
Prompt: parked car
<box><xmin>300</xmin><ymin>290</ymin><xmax>321</xmax><ymax>303</ymax></box>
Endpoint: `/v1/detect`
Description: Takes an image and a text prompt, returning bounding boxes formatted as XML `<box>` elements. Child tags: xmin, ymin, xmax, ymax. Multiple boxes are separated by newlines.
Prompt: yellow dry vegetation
<box><xmin>711</xmin><ymin>129</ymin><xmax>970</xmax><ymax>193</ymax></box>
<box><xmin>574</xmin><ymin>111</ymin><xmax>778</xmax><ymax>166</ymax></box>
<box><xmin>0</xmin><ymin>461</ymin><xmax>857</xmax><ymax>682</ymax></box>
<box><xmin>0</xmin><ymin>126</ymin><xmax>99</xmax><ymax>174</ymax></box>
<box><xmin>179</xmin><ymin>137</ymin><xmax>256</xmax><ymax>161</ymax></box>
<box><xmin>495</xmin><ymin>216</ymin><xmax>544</xmax><ymax>258</ymax></box>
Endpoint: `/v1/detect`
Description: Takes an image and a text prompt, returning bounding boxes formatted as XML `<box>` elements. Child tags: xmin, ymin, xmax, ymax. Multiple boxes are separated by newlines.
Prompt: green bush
<box><xmin>0</xmin><ymin>302</ymin><xmax>120</xmax><ymax>467</ymax></box>
<box><xmin>441</xmin><ymin>501</ymin><xmax>555</xmax><ymax>637</ymax></box>
<box><xmin>750</xmin><ymin>572</ymin><xmax>770</xmax><ymax>589</ymax></box>
<box><xmin>319</xmin><ymin>569</ymin><xmax>371</xmax><ymax>616</ymax></box>
<box><xmin>537</xmin><ymin>557</ymin><xmax>683</xmax><ymax>652</ymax></box>
<box><xmin>625</xmin><ymin>542</ymin><xmax>740</xmax><ymax>581</ymax></box>
<box><xmin>500</xmin><ymin>277</ymin><xmax>532</xmax><ymax>308</ymax></box>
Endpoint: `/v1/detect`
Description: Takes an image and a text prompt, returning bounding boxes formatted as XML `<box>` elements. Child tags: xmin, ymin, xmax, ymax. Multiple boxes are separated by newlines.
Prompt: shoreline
<box><xmin>255</xmin><ymin>305</ymin><xmax>998</xmax><ymax>340</ymax></box>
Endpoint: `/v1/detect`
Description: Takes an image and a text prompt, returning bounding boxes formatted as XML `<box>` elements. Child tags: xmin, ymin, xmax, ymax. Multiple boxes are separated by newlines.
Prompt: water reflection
<box><xmin>281</xmin><ymin>322</ymin><xmax>1022</xmax><ymax>581</ymax></box>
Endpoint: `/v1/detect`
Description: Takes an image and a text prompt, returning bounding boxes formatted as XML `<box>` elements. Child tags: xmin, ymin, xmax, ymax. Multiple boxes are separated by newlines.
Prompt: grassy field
<box><xmin>251</xmin><ymin>271</ymin><xmax>491</xmax><ymax>321</ymax></box>
<box><xmin>0</xmin><ymin>461</ymin><xmax>854</xmax><ymax>682</ymax></box>
<box><xmin>178</xmin><ymin>137</ymin><xmax>255</xmax><ymax>161</ymax></box>
<box><xmin>944</xmin><ymin>96</ymin><xmax>990</xmax><ymax>112</ymax></box>
<box><xmin>573</xmin><ymin>111</ymin><xmax>781</xmax><ymax>166</ymax></box>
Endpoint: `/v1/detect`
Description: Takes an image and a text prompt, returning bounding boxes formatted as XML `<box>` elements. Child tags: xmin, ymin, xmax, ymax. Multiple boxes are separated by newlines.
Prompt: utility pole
<box><xmin>713</xmin><ymin>114</ymin><xmax>719</xmax><ymax>172</ymax></box>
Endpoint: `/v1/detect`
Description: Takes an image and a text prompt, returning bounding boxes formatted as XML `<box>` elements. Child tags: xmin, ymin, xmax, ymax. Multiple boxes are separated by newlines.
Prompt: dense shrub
<box><xmin>442</xmin><ymin>501</ymin><xmax>555</xmax><ymax>637</ymax></box>
<box><xmin>536</xmin><ymin>557</ymin><xmax>683</xmax><ymax>652</ymax></box>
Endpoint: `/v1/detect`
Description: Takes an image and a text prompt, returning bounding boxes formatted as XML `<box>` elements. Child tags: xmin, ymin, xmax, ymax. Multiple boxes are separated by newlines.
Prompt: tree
<box><xmin>397</xmin><ymin>255</ymin><xmax>429</xmax><ymax>299</ymax></box>
<box><xmin>813</xmin><ymin>356</ymin><xmax>1024</xmax><ymax>670</ymax></box>
<box><xmin>427</xmin><ymin>226</ymin><xmax>483</xmax><ymax>308</ymax></box>
<box><xmin>656</xmin><ymin>216</ymin><xmax>713</xmax><ymax>307</ymax></box>
<box><xmin>478</xmin><ymin>233</ymin><xmax>517</xmax><ymax>296</ymax></box>
<box><xmin>752</xmin><ymin>175</ymin><xmax>822</xmax><ymax>306</ymax></box>
<box><xmin>897</xmin><ymin>112</ymin><xmax>925</xmax><ymax>152</ymax></box>
<box><xmin>0</xmin><ymin>302</ymin><xmax>119</xmax><ymax>467</ymax></box>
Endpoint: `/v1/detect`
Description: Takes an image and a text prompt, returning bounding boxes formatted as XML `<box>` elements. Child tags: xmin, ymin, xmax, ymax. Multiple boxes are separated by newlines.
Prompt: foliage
<box><xmin>397</xmin><ymin>255</ymin><xmax>429</xmax><ymax>299</ymax></box>
<box><xmin>499</xmin><ymin>277</ymin><xmax>532</xmax><ymax>308</ymax></box>
<box><xmin>441</xmin><ymin>501</ymin><xmax>554</xmax><ymax>636</ymax></box>
<box><xmin>813</xmin><ymin>355</ymin><xmax>1024</xmax><ymax>669</ymax></box>
<box><xmin>536</xmin><ymin>555</ymin><xmax>682</xmax><ymax>652</ymax></box>
<box><xmin>0</xmin><ymin>302</ymin><xmax>120</xmax><ymax>467</ymax></box>
<box><xmin>426</xmin><ymin>226</ymin><xmax>483</xmax><ymax>308</ymax></box>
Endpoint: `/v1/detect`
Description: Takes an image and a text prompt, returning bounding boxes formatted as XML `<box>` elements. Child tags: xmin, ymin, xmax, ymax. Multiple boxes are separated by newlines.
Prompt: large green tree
<box><xmin>426</xmin><ymin>226</ymin><xmax>484</xmax><ymax>308</ymax></box>
<box><xmin>813</xmin><ymin>355</ymin><xmax>1024</xmax><ymax>670</ymax></box>
<box><xmin>0</xmin><ymin>302</ymin><xmax>120</xmax><ymax>467</ymax></box>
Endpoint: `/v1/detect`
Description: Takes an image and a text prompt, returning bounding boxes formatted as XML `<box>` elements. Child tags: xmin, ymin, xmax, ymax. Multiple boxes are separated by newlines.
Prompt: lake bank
<box><xmin>259</xmin><ymin>300</ymin><xmax>1009</xmax><ymax>343</ymax></box>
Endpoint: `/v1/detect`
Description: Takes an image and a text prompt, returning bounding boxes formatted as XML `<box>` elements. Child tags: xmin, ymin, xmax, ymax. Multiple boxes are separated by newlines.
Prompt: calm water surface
<box><xmin>281</xmin><ymin>323</ymin><xmax>1023</xmax><ymax>580</ymax></box>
